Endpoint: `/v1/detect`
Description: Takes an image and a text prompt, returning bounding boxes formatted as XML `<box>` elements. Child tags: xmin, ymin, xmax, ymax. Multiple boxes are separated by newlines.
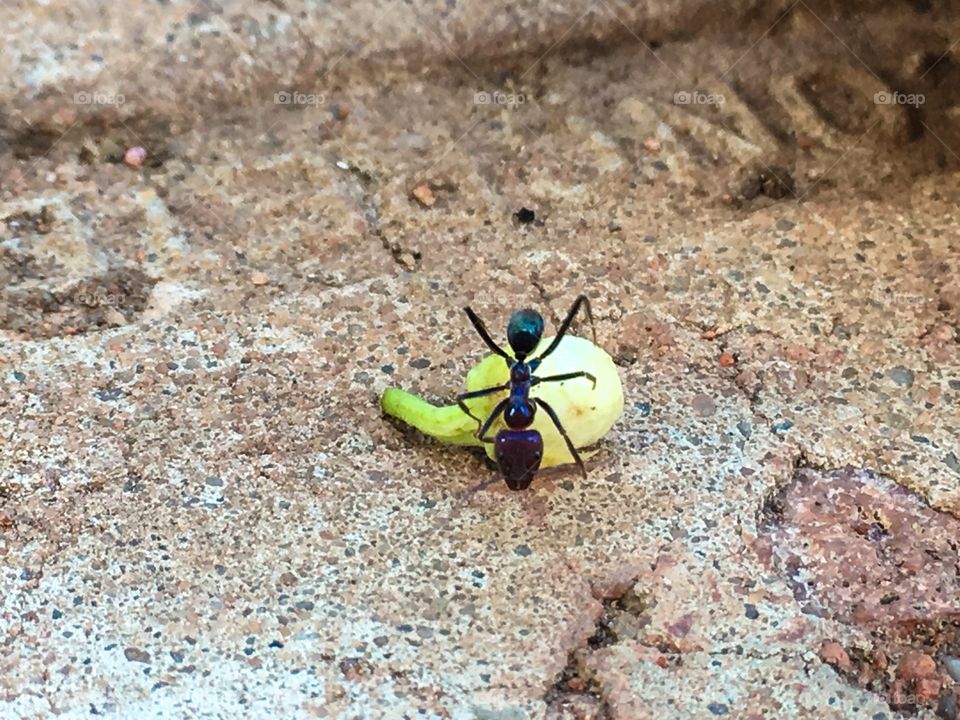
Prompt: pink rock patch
<box><xmin>760</xmin><ymin>466</ymin><xmax>960</xmax><ymax>713</ymax></box>
<box><xmin>761</xmin><ymin>466</ymin><xmax>960</xmax><ymax>629</ymax></box>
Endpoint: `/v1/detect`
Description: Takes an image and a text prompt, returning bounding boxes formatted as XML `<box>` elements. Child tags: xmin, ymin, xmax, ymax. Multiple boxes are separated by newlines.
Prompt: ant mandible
<box><xmin>456</xmin><ymin>294</ymin><xmax>597</xmax><ymax>491</ymax></box>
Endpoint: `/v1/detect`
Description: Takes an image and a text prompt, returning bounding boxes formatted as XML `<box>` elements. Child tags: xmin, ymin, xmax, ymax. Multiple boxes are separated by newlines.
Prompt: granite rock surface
<box><xmin>2</xmin><ymin>1</ymin><xmax>959</xmax><ymax>718</ymax></box>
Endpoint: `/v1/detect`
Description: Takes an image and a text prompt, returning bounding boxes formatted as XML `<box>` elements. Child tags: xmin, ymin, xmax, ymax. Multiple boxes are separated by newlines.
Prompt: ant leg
<box><xmin>536</xmin><ymin>294</ymin><xmax>594</xmax><ymax>362</ymax></box>
<box><xmin>532</xmin><ymin>370</ymin><xmax>596</xmax><ymax>390</ymax></box>
<box><xmin>476</xmin><ymin>398</ymin><xmax>508</xmax><ymax>442</ymax></box>
<box><xmin>457</xmin><ymin>400</ymin><xmax>481</xmax><ymax>428</ymax></box>
<box><xmin>464</xmin><ymin>307</ymin><xmax>510</xmax><ymax>359</ymax></box>
<box><xmin>456</xmin><ymin>383</ymin><xmax>508</xmax><ymax>429</ymax></box>
<box><xmin>534</xmin><ymin>397</ymin><xmax>587</xmax><ymax>479</ymax></box>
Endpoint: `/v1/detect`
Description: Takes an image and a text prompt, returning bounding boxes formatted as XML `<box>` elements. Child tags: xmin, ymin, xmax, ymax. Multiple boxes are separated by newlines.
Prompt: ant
<box><xmin>456</xmin><ymin>294</ymin><xmax>597</xmax><ymax>491</ymax></box>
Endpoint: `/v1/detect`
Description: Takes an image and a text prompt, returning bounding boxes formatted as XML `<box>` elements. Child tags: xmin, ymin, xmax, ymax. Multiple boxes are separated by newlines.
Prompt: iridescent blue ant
<box><xmin>457</xmin><ymin>295</ymin><xmax>597</xmax><ymax>491</ymax></box>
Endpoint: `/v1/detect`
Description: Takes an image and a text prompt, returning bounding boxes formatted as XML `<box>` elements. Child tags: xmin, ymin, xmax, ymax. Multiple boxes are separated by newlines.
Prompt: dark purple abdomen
<box><xmin>494</xmin><ymin>429</ymin><xmax>543</xmax><ymax>491</ymax></box>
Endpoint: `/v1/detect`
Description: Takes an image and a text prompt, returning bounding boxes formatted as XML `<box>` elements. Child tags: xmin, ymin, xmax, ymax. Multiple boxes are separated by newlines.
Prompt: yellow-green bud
<box><xmin>381</xmin><ymin>335</ymin><xmax>624</xmax><ymax>469</ymax></box>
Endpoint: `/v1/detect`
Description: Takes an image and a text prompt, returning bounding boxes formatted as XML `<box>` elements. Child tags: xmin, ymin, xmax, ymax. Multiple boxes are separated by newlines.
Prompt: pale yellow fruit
<box><xmin>382</xmin><ymin>335</ymin><xmax>624</xmax><ymax>469</ymax></box>
<box><xmin>462</xmin><ymin>335</ymin><xmax>624</xmax><ymax>467</ymax></box>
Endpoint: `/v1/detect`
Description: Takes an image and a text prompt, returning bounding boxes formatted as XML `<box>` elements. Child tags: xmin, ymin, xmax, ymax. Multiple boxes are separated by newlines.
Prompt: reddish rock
<box><xmin>666</xmin><ymin>612</ymin><xmax>694</xmax><ymax>638</ymax></box>
<box><xmin>761</xmin><ymin>468</ymin><xmax>960</xmax><ymax>628</ymax></box>
<box><xmin>412</xmin><ymin>184</ymin><xmax>435</xmax><ymax>207</ymax></box>
<box><xmin>914</xmin><ymin>676</ymin><xmax>942</xmax><ymax>703</ymax></box>
<box><xmin>896</xmin><ymin>651</ymin><xmax>937</xmax><ymax>681</ymax></box>
<box><xmin>123</xmin><ymin>146</ymin><xmax>147</xmax><ymax>167</ymax></box>
<box><xmin>819</xmin><ymin>641</ymin><xmax>851</xmax><ymax>670</ymax></box>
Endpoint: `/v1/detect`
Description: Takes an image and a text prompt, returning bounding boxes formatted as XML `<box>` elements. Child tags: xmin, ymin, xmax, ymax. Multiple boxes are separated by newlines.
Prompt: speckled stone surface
<box><xmin>2</xmin><ymin>1</ymin><xmax>959</xmax><ymax>718</ymax></box>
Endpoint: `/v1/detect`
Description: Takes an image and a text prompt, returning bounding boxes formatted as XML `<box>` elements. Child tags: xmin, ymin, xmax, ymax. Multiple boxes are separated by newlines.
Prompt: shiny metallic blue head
<box><xmin>506</xmin><ymin>309</ymin><xmax>544</xmax><ymax>356</ymax></box>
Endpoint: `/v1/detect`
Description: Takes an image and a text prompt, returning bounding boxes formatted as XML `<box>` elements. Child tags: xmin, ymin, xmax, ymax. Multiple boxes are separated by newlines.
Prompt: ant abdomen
<box><xmin>494</xmin><ymin>429</ymin><xmax>543</xmax><ymax>491</ymax></box>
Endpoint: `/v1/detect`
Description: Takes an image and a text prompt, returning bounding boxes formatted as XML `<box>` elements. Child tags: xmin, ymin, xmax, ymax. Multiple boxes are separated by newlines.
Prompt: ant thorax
<box><xmin>509</xmin><ymin>362</ymin><xmax>532</xmax><ymax>383</ymax></box>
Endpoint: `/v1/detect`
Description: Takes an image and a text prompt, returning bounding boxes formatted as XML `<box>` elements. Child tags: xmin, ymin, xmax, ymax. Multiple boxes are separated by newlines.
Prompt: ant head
<box><xmin>506</xmin><ymin>308</ymin><xmax>544</xmax><ymax>357</ymax></box>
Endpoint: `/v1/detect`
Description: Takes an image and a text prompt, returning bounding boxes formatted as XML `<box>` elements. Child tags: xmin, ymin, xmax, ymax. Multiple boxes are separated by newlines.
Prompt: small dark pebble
<box><xmin>775</xmin><ymin>219</ymin><xmax>796</xmax><ymax>231</ymax></box>
<box><xmin>744</xmin><ymin>604</ymin><xmax>759</xmax><ymax>620</ymax></box>
<box><xmin>206</xmin><ymin>476</ymin><xmax>223</xmax><ymax>487</ymax></box>
<box><xmin>514</xmin><ymin>207</ymin><xmax>535</xmax><ymax>224</ymax></box>
<box><xmin>373</xmin><ymin>636</ymin><xmax>389</xmax><ymax>647</ymax></box>
<box><xmin>295</xmin><ymin>600</ymin><xmax>315</xmax><ymax>611</ymax></box>
<box><xmin>124</xmin><ymin>647</ymin><xmax>151</xmax><ymax>663</ymax></box>
<box><xmin>945</xmin><ymin>452</ymin><xmax>960</xmax><ymax>474</ymax></box>
<box><xmin>95</xmin><ymin>388</ymin><xmax>123</xmax><ymax>402</ymax></box>
<box><xmin>707</xmin><ymin>703</ymin><xmax>729</xmax><ymax>716</ymax></box>
<box><xmin>12</xmin><ymin>371</ymin><xmax>25</xmax><ymax>382</ymax></box>
<box><xmin>948</xmin><ymin>379</ymin><xmax>960</xmax><ymax>391</ymax></box>
<box><xmin>772</xmin><ymin>420</ymin><xmax>793</xmax><ymax>434</ymax></box>
<box><xmin>888</xmin><ymin>366</ymin><xmax>914</xmax><ymax>388</ymax></box>
<box><xmin>269</xmin><ymin>640</ymin><xmax>283</xmax><ymax>649</ymax></box>
<box><xmin>514</xmin><ymin>544</ymin><xmax>532</xmax><ymax>557</ymax></box>
<box><xmin>634</xmin><ymin>401</ymin><xmax>651</xmax><ymax>417</ymax></box>
<box><xmin>409</xmin><ymin>358</ymin><xmax>431</xmax><ymax>369</ymax></box>
<box><xmin>397</xmin><ymin>624</ymin><xmax>414</xmax><ymax>633</ymax></box>
<box><xmin>170</xmin><ymin>651</ymin><xmax>184</xmax><ymax>662</ymax></box>
<box><xmin>381</xmin><ymin>364</ymin><xmax>395</xmax><ymax>375</ymax></box>
<box><xmin>52</xmin><ymin>609</ymin><xmax>62</xmax><ymax>620</ymax></box>
<box><xmin>937</xmin><ymin>692</ymin><xmax>957</xmax><ymax>720</ymax></box>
